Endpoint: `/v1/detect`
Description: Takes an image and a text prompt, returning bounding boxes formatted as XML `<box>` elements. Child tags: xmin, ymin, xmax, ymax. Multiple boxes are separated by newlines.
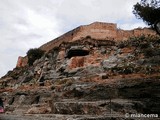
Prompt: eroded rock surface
<box><xmin>0</xmin><ymin>22</ymin><xmax>160</xmax><ymax>120</ymax></box>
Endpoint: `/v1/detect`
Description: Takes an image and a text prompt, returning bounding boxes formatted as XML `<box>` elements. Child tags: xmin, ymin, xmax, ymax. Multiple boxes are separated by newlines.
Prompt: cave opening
<box><xmin>66</xmin><ymin>49</ymin><xmax>89</xmax><ymax>59</ymax></box>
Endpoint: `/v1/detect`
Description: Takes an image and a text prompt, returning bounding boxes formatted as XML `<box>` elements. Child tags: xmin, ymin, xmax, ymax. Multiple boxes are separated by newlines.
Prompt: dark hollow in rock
<box><xmin>66</xmin><ymin>49</ymin><xmax>89</xmax><ymax>58</ymax></box>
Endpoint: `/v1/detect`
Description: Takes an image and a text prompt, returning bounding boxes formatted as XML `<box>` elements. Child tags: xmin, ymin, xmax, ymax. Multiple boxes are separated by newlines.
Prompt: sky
<box><xmin>0</xmin><ymin>0</ymin><xmax>147</xmax><ymax>77</ymax></box>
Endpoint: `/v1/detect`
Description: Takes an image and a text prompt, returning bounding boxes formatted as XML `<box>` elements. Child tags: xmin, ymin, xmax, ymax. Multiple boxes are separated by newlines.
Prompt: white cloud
<box><xmin>119</xmin><ymin>22</ymin><xmax>147</xmax><ymax>30</ymax></box>
<box><xmin>0</xmin><ymin>0</ymin><xmax>148</xmax><ymax>77</ymax></box>
<box><xmin>55</xmin><ymin>0</ymin><xmax>141</xmax><ymax>25</ymax></box>
<box><xmin>0</xmin><ymin>0</ymin><xmax>62</xmax><ymax>77</ymax></box>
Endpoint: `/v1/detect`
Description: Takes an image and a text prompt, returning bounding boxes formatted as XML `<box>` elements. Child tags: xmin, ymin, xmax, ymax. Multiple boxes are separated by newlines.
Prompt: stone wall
<box><xmin>16</xmin><ymin>56</ymin><xmax>28</xmax><ymax>68</ymax></box>
<box><xmin>39</xmin><ymin>22</ymin><xmax>156</xmax><ymax>52</ymax></box>
<box><xmin>72</xmin><ymin>22</ymin><xmax>117</xmax><ymax>41</ymax></box>
<box><xmin>16</xmin><ymin>22</ymin><xmax>157</xmax><ymax>67</ymax></box>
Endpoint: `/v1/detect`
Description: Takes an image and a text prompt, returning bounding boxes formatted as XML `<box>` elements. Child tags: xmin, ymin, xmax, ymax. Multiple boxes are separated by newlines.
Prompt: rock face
<box><xmin>40</xmin><ymin>22</ymin><xmax>156</xmax><ymax>52</ymax></box>
<box><xmin>16</xmin><ymin>56</ymin><xmax>28</xmax><ymax>68</ymax></box>
<box><xmin>16</xmin><ymin>22</ymin><xmax>156</xmax><ymax>68</ymax></box>
<box><xmin>0</xmin><ymin>22</ymin><xmax>160</xmax><ymax>120</ymax></box>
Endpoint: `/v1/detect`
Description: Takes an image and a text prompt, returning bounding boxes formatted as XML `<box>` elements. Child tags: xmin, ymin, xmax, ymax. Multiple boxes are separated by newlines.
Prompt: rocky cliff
<box><xmin>0</xmin><ymin>22</ymin><xmax>160</xmax><ymax>120</ymax></box>
<box><xmin>16</xmin><ymin>22</ymin><xmax>156</xmax><ymax>68</ymax></box>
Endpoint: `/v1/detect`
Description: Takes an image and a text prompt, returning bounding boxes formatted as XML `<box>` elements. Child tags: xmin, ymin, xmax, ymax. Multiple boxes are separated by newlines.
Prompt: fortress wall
<box><xmin>40</xmin><ymin>22</ymin><xmax>118</xmax><ymax>52</ymax></box>
<box><xmin>40</xmin><ymin>29</ymin><xmax>75</xmax><ymax>52</ymax></box>
<box><xmin>16</xmin><ymin>22</ymin><xmax>157</xmax><ymax>67</ymax></box>
<box><xmin>133</xmin><ymin>28</ymin><xmax>156</xmax><ymax>36</ymax></box>
<box><xmin>72</xmin><ymin>22</ymin><xmax>117</xmax><ymax>41</ymax></box>
<box><xmin>116</xmin><ymin>30</ymin><xmax>134</xmax><ymax>40</ymax></box>
<box><xmin>39</xmin><ymin>22</ymin><xmax>156</xmax><ymax>52</ymax></box>
<box><xmin>116</xmin><ymin>28</ymin><xmax>156</xmax><ymax>41</ymax></box>
<box><xmin>16</xmin><ymin>56</ymin><xmax>28</xmax><ymax>68</ymax></box>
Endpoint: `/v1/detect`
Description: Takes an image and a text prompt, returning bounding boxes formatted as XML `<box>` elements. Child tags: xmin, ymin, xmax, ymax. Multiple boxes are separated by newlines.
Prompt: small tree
<box><xmin>133</xmin><ymin>0</ymin><xmax>160</xmax><ymax>26</ymax></box>
<box><xmin>27</xmin><ymin>48</ymin><xmax>44</xmax><ymax>66</ymax></box>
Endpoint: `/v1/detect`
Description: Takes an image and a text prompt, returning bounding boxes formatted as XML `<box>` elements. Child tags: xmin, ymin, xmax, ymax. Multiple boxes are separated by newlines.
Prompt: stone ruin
<box><xmin>16</xmin><ymin>22</ymin><xmax>156</xmax><ymax>68</ymax></box>
<box><xmin>1</xmin><ymin>22</ymin><xmax>160</xmax><ymax>119</ymax></box>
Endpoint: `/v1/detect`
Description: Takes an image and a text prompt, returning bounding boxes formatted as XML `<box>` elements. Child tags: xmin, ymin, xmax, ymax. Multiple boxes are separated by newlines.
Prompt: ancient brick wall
<box><xmin>16</xmin><ymin>22</ymin><xmax>157</xmax><ymax>67</ymax></box>
<box><xmin>39</xmin><ymin>22</ymin><xmax>117</xmax><ymax>52</ymax></box>
<box><xmin>16</xmin><ymin>56</ymin><xmax>28</xmax><ymax>68</ymax></box>
<box><xmin>72</xmin><ymin>22</ymin><xmax>117</xmax><ymax>41</ymax></box>
<box><xmin>39</xmin><ymin>22</ymin><xmax>156</xmax><ymax>52</ymax></box>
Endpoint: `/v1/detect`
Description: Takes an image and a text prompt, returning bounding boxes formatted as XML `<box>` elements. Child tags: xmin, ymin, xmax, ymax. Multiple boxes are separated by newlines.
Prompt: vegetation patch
<box><xmin>27</xmin><ymin>48</ymin><xmax>45</xmax><ymax>66</ymax></box>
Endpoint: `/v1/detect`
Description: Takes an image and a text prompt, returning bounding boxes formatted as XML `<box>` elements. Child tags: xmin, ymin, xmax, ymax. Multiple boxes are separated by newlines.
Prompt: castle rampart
<box><xmin>17</xmin><ymin>22</ymin><xmax>157</xmax><ymax>67</ymax></box>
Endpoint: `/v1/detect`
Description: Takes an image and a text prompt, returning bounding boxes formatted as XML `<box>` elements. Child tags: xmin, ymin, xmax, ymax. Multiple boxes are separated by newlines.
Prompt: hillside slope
<box><xmin>0</xmin><ymin>22</ymin><xmax>160</xmax><ymax>120</ymax></box>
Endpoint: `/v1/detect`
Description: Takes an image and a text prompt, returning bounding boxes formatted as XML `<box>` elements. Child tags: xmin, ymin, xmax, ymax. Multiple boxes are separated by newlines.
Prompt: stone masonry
<box><xmin>16</xmin><ymin>22</ymin><xmax>156</xmax><ymax>67</ymax></box>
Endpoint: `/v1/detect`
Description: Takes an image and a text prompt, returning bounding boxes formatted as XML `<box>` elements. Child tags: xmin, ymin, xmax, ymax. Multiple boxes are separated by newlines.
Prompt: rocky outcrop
<box><xmin>16</xmin><ymin>22</ymin><xmax>157</xmax><ymax>68</ymax></box>
<box><xmin>0</xmin><ymin>22</ymin><xmax>160</xmax><ymax>120</ymax></box>
<box><xmin>16</xmin><ymin>56</ymin><xmax>28</xmax><ymax>68</ymax></box>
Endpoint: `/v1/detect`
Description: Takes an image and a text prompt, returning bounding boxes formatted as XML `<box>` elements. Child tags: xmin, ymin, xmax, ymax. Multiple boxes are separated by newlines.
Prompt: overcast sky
<box><xmin>0</xmin><ymin>0</ymin><xmax>147</xmax><ymax>77</ymax></box>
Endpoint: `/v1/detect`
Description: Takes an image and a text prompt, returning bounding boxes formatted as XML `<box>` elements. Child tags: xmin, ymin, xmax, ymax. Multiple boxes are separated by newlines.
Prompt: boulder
<box><xmin>101</xmin><ymin>56</ymin><xmax>118</xmax><ymax>69</ymax></box>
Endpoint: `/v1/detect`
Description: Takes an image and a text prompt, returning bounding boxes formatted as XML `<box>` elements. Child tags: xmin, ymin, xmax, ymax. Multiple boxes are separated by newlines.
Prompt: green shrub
<box><xmin>143</xmin><ymin>48</ymin><xmax>160</xmax><ymax>57</ymax></box>
<box><xmin>144</xmin><ymin>56</ymin><xmax>160</xmax><ymax>65</ymax></box>
<box><xmin>142</xmin><ymin>65</ymin><xmax>156</xmax><ymax>75</ymax></box>
<box><xmin>139</xmin><ymin>42</ymin><xmax>151</xmax><ymax>49</ymax></box>
<box><xmin>127</xmin><ymin>35</ymin><xmax>160</xmax><ymax>48</ymax></box>
<box><xmin>27</xmin><ymin>48</ymin><xmax>44</xmax><ymax>66</ymax></box>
